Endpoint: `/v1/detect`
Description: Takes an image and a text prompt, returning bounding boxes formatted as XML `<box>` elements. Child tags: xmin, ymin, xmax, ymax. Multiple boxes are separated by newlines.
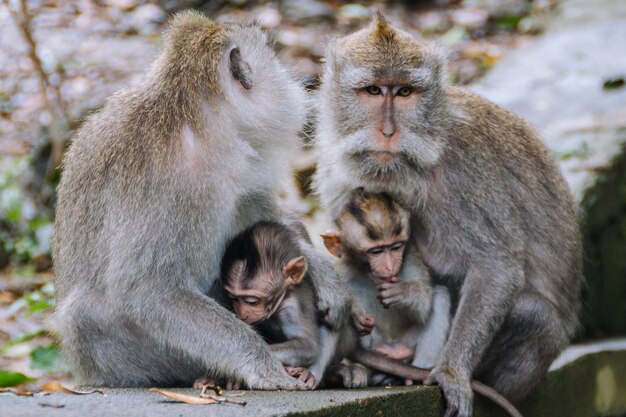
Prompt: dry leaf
<box><xmin>199</xmin><ymin>392</ymin><xmax>247</xmax><ymax>406</ymax></box>
<box><xmin>0</xmin><ymin>387</ymin><xmax>37</xmax><ymax>396</ymax></box>
<box><xmin>41</xmin><ymin>381</ymin><xmax>104</xmax><ymax>395</ymax></box>
<box><xmin>150</xmin><ymin>388</ymin><xmax>218</xmax><ymax>405</ymax></box>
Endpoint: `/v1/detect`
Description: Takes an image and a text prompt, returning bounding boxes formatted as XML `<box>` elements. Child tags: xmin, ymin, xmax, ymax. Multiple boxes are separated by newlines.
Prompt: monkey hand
<box><xmin>246</xmin><ymin>368</ymin><xmax>309</xmax><ymax>391</ymax></box>
<box><xmin>376</xmin><ymin>279</ymin><xmax>409</xmax><ymax>308</ymax></box>
<box><xmin>285</xmin><ymin>366</ymin><xmax>318</xmax><ymax>389</ymax></box>
<box><xmin>352</xmin><ymin>305</ymin><xmax>376</xmax><ymax>335</ymax></box>
<box><xmin>425</xmin><ymin>365</ymin><xmax>473</xmax><ymax>417</ymax></box>
<box><xmin>329</xmin><ymin>362</ymin><xmax>369</xmax><ymax>389</ymax></box>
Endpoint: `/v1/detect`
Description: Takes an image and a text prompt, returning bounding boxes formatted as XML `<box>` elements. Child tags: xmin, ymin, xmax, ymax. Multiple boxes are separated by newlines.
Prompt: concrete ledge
<box><xmin>2</xmin><ymin>345</ymin><xmax>625</xmax><ymax>417</ymax></box>
<box><xmin>520</xmin><ymin>345</ymin><xmax>626</xmax><ymax>417</ymax></box>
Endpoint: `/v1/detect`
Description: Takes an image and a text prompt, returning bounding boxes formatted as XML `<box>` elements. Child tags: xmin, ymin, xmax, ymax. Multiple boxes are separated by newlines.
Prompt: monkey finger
<box><xmin>378</xmin><ymin>297</ymin><xmax>399</xmax><ymax>308</ymax></box>
<box><xmin>305</xmin><ymin>375</ymin><xmax>318</xmax><ymax>389</ymax></box>
<box><xmin>225</xmin><ymin>380</ymin><xmax>241</xmax><ymax>390</ymax></box>
<box><xmin>377</xmin><ymin>282</ymin><xmax>400</xmax><ymax>290</ymax></box>
<box><xmin>383</xmin><ymin>294</ymin><xmax>405</xmax><ymax>305</ymax></box>
<box><xmin>193</xmin><ymin>375</ymin><xmax>217</xmax><ymax>389</ymax></box>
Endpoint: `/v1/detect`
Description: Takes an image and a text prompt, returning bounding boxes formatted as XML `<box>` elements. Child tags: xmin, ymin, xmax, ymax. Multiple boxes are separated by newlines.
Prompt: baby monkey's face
<box><xmin>224</xmin><ymin>274</ymin><xmax>287</xmax><ymax>325</ymax></box>
<box><xmin>223</xmin><ymin>256</ymin><xmax>308</xmax><ymax>325</ymax></box>
<box><xmin>361</xmin><ymin>238</ymin><xmax>407</xmax><ymax>284</ymax></box>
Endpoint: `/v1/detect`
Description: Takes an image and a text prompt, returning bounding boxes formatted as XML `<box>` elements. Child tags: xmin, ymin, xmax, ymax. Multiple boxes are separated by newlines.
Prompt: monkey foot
<box><xmin>285</xmin><ymin>366</ymin><xmax>317</xmax><ymax>389</ymax></box>
<box><xmin>373</xmin><ymin>343</ymin><xmax>415</xmax><ymax>361</ymax></box>
<box><xmin>193</xmin><ymin>375</ymin><xmax>241</xmax><ymax>391</ymax></box>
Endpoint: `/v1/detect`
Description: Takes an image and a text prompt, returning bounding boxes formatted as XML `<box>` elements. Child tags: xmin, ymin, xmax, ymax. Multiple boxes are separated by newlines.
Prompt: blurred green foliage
<box><xmin>7</xmin><ymin>282</ymin><xmax>55</xmax><ymax>317</ymax></box>
<box><xmin>0</xmin><ymin>370</ymin><xmax>36</xmax><ymax>387</ymax></box>
<box><xmin>0</xmin><ymin>157</ymin><xmax>54</xmax><ymax>270</ymax></box>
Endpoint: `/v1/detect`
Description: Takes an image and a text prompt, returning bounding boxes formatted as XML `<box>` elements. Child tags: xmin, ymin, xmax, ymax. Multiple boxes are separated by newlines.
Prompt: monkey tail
<box><xmin>353</xmin><ymin>349</ymin><xmax>524</xmax><ymax>417</ymax></box>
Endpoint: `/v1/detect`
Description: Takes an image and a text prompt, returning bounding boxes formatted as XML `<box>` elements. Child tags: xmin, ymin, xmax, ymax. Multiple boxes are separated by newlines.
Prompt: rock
<box><xmin>462</xmin><ymin>0</ymin><xmax>531</xmax><ymax>19</ymax></box>
<box><xmin>450</xmin><ymin>7</ymin><xmax>489</xmax><ymax>29</ymax></box>
<box><xmin>281</xmin><ymin>0</ymin><xmax>335</xmax><ymax>23</ymax></box>
<box><xmin>471</xmin><ymin>0</ymin><xmax>626</xmax><ymax>339</ymax></box>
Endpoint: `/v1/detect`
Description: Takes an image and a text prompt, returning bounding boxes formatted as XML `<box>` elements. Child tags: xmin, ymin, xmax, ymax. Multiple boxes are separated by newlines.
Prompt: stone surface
<box><xmin>471</xmin><ymin>0</ymin><xmax>626</xmax><ymax>203</ymax></box>
<box><xmin>2</xmin><ymin>342</ymin><xmax>625</xmax><ymax>417</ymax></box>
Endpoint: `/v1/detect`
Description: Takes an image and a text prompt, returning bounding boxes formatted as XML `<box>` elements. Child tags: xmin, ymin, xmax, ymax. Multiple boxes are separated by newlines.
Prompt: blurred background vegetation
<box><xmin>0</xmin><ymin>0</ymin><xmax>623</xmax><ymax>391</ymax></box>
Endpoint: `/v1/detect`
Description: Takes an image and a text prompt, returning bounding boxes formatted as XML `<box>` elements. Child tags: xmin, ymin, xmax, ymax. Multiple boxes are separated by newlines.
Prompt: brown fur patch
<box><xmin>337</xmin><ymin>13</ymin><xmax>427</xmax><ymax>82</ymax></box>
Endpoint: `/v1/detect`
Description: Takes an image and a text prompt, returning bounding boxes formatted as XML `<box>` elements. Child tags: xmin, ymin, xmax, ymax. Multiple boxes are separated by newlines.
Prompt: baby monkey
<box><xmin>202</xmin><ymin>216</ymin><xmax>522</xmax><ymax>417</ymax></box>
<box><xmin>215</xmin><ymin>221</ymin><xmax>363</xmax><ymax>389</ymax></box>
<box><xmin>322</xmin><ymin>189</ymin><xmax>451</xmax><ymax>377</ymax></box>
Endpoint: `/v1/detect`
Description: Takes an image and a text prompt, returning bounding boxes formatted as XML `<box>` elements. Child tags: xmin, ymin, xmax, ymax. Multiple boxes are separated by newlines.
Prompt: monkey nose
<box><xmin>381</xmin><ymin>124</ymin><xmax>396</xmax><ymax>138</ymax></box>
<box><xmin>377</xmin><ymin>125</ymin><xmax>399</xmax><ymax>149</ymax></box>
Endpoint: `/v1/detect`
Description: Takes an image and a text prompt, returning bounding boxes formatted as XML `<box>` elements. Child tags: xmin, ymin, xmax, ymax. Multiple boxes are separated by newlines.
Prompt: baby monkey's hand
<box><xmin>351</xmin><ymin>303</ymin><xmax>376</xmax><ymax>335</ymax></box>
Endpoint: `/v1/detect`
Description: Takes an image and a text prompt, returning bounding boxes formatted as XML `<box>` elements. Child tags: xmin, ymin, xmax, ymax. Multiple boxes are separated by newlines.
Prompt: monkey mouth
<box><xmin>374</xmin><ymin>276</ymin><xmax>396</xmax><ymax>285</ymax></box>
<box><xmin>370</xmin><ymin>150</ymin><xmax>396</xmax><ymax>162</ymax></box>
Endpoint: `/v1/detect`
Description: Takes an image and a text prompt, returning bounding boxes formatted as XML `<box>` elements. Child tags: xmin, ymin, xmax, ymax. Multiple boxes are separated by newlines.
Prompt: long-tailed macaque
<box><xmin>321</xmin><ymin>189</ymin><xmax>451</xmax><ymax>377</ymax></box>
<box><xmin>52</xmin><ymin>11</ymin><xmax>350</xmax><ymax>389</ymax></box>
<box><xmin>216</xmin><ymin>221</ymin><xmax>364</xmax><ymax>389</ymax></box>
<box><xmin>216</xmin><ymin>221</ymin><xmax>523</xmax><ymax>417</ymax></box>
<box><xmin>314</xmin><ymin>13</ymin><xmax>581</xmax><ymax>417</ymax></box>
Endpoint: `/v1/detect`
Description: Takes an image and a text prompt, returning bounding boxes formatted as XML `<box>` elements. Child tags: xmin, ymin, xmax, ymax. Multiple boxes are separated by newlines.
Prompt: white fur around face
<box><xmin>215</xmin><ymin>27</ymin><xmax>308</xmax><ymax>192</ymax></box>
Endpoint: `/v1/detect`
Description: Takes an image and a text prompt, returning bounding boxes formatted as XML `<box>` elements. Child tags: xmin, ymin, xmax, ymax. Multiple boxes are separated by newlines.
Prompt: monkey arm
<box><xmin>428</xmin><ymin>261</ymin><xmax>524</xmax><ymax>414</ymax></box>
<box><xmin>279</xmin><ymin>212</ymin><xmax>351</xmax><ymax>330</ymax></box>
<box><xmin>440</xmin><ymin>261</ymin><xmax>523</xmax><ymax>373</ymax></box>
<box><xmin>118</xmin><ymin>285</ymin><xmax>300</xmax><ymax>390</ymax></box>
<box><xmin>300</xmin><ymin>242</ymin><xmax>351</xmax><ymax>329</ymax></box>
<box><xmin>410</xmin><ymin>285</ymin><xmax>451</xmax><ymax>369</ymax></box>
<box><xmin>268</xmin><ymin>296</ymin><xmax>321</xmax><ymax>367</ymax></box>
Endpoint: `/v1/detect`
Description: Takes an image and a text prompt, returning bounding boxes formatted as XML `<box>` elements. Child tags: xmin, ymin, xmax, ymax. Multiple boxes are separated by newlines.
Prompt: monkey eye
<box><xmin>242</xmin><ymin>297</ymin><xmax>260</xmax><ymax>306</ymax></box>
<box><xmin>390</xmin><ymin>242</ymin><xmax>405</xmax><ymax>251</ymax></box>
<box><xmin>396</xmin><ymin>87</ymin><xmax>413</xmax><ymax>97</ymax></box>
<box><xmin>365</xmin><ymin>85</ymin><xmax>382</xmax><ymax>96</ymax></box>
<box><xmin>367</xmin><ymin>247</ymin><xmax>385</xmax><ymax>255</ymax></box>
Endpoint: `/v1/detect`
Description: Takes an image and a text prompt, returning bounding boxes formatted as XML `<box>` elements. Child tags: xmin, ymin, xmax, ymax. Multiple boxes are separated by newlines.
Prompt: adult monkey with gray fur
<box><xmin>314</xmin><ymin>14</ymin><xmax>581</xmax><ymax>417</ymax></box>
<box><xmin>52</xmin><ymin>11</ymin><xmax>349</xmax><ymax>388</ymax></box>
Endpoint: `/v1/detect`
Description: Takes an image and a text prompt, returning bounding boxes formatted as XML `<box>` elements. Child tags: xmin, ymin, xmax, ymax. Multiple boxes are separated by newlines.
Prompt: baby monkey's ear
<box><xmin>229</xmin><ymin>47</ymin><xmax>253</xmax><ymax>90</ymax></box>
<box><xmin>284</xmin><ymin>256</ymin><xmax>307</xmax><ymax>286</ymax></box>
<box><xmin>321</xmin><ymin>231</ymin><xmax>344</xmax><ymax>258</ymax></box>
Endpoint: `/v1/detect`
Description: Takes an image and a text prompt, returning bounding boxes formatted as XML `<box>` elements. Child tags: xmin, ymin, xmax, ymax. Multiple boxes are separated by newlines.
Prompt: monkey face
<box><xmin>225</xmin><ymin>281</ymin><xmax>287</xmax><ymax>326</ymax></box>
<box><xmin>223</xmin><ymin>256</ymin><xmax>306</xmax><ymax>326</ymax></box>
<box><xmin>319</xmin><ymin>14</ymin><xmax>447</xmax><ymax>177</ymax></box>
<box><xmin>365</xmin><ymin>241</ymin><xmax>406</xmax><ymax>283</ymax></box>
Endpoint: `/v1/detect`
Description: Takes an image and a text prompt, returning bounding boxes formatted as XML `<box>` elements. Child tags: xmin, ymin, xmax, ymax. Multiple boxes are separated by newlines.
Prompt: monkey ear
<box><xmin>229</xmin><ymin>47</ymin><xmax>253</xmax><ymax>90</ymax></box>
<box><xmin>321</xmin><ymin>231</ymin><xmax>344</xmax><ymax>258</ymax></box>
<box><xmin>284</xmin><ymin>256</ymin><xmax>307</xmax><ymax>286</ymax></box>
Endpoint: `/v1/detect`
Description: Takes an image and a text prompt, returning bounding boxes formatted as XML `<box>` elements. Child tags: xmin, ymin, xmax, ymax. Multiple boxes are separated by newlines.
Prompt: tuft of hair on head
<box><xmin>370</xmin><ymin>11</ymin><xmax>396</xmax><ymax>44</ymax></box>
<box><xmin>221</xmin><ymin>221</ymin><xmax>305</xmax><ymax>288</ymax></box>
<box><xmin>339</xmin><ymin>188</ymin><xmax>410</xmax><ymax>243</ymax></box>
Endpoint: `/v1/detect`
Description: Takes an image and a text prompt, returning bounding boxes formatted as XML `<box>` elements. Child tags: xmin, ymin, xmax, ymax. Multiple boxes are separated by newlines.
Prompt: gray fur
<box><xmin>52</xmin><ymin>12</ymin><xmax>346</xmax><ymax>389</ymax></box>
<box><xmin>314</xmin><ymin>15</ymin><xmax>581</xmax><ymax>417</ymax></box>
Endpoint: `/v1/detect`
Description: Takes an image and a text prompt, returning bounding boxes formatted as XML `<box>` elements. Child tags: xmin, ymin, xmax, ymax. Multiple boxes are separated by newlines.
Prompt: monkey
<box><xmin>213</xmin><ymin>221</ymin><xmax>524</xmax><ymax>417</ymax></box>
<box><xmin>321</xmin><ymin>189</ymin><xmax>451</xmax><ymax>379</ymax></box>
<box><xmin>51</xmin><ymin>10</ymin><xmax>350</xmax><ymax>389</ymax></box>
<box><xmin>313</xmin><ymin>13</ymin><xmax>581</xmax><ymax>417</ymax></box>
<box><xmin>215</xmin><ymin>220</ymin><xmax>369</xmax><ymax>389</ymax></box>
